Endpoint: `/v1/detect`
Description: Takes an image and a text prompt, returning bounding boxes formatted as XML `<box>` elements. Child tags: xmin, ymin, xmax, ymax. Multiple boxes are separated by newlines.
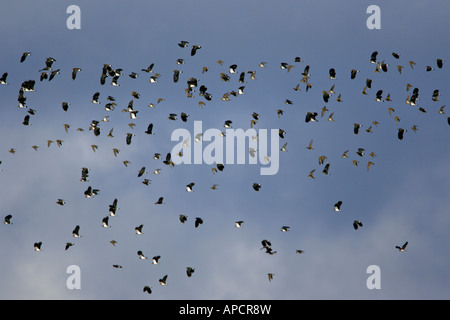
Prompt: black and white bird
<box><xmin>135</xmin><ymin>224</ymin><xmax>144</xmax><ymax>235</ymax></box>
<box><xmin>235</xmin><ymin>221</ymin><xmax>244</xmax><ymax>228</ymax></box>
<box><xmin>81</xmin><ymin>167</ymin><xmax>89</xmax><ymax>182</ymax></box>
<box><xmin>329</xmin><ymin>68</ymin><xmax>336</xmax><ymax>79</ymax></box>
<box><xmin>65</xmin><ymin>243</ymin><xmax>74</xmax><ymax>251</ymax></box>
<box><xmin>179</xmin><ymin>214</ymin><xmax>187</xmax><ymax>224</ymax></box>
<box><xmin>305</xmin><ymin>112</ymin><xmax>318</xmax><ymax>123</ymax></box>
<box><xmin>72</xmin><ymin>225</ymin><xmax>81</xmax><ymax>237</ymax></box>
<box><xmin>396</xmin><ymin>241</ymin><xmax>408</xmax><ymax>252</ymax></box>
<box><xmin>102</xmin><ymin>216</ymin><xmax>110</xmax><ymax>228</ymax></box>
<box><xmin>178</xmin><ymin>40</ymin><xmax>189</xmax><ymax>48</ymax></box>
<box><xmin>353</xmin><ymin>220</ymin><xmax>363</xmax><ymax>230</ymax></box>
<box><xmin>0</xmin><ymin>72</ymin><xmax>8</xmax><ymax>85</ymax></box>
<box><xmin>370</xmin><ymin>51</ymin><xmax>378</xmax><ymax>63</ymax></box>
<box><xmin>152</xmin><ymin>255</ymin><xmax>161</xmax><ymax>264</ymax></box>
<box><xmin>159</xmin><ymin>275</ymin><xmax>168</xmax><ymax>286</ymax></box>
<box><xmin>84</xmin><ymin>186</ymin><xmax>99</xmax><ymax>198</ymax></box>
<box><xmin>186</xmin><ymin>182</ymin><xmax>195</xmax><ymax>192</ymax></box>
<box><xmin>3</xmin><ymin>214</ymin><xmax>12</xmax><ymax>224</ymax></box>
<box><xmin>252</xmin><ymin>183</ymin><xmax>261</xmax><ymax>191</ymax></box>
<box><xmin>34</xmin><ymin>242</ymin><xmax>43</xmax><ymax>251</ymax></box>
<box><xmin>137</xmin><ymin>250</ymin><xmax>148</xmax><ymax>259</ymax></box>
<box><xmin>109</xmin><ymin>199</ymin><xmax>118</xmax><ymax>216</ymax></box>
<box><xmin>334</xmin><ymin>201</ymin><xmax>343</xmax><ymax>212</ymax></box>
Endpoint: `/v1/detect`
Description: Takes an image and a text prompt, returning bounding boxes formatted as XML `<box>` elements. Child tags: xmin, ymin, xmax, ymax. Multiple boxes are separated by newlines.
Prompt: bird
<box><xmin>3</xmin><ymin>215</ymin><xmax>12</xmax><ymax>224</ymax></box>
<box><xmin>135</xmin><ymin>224</ymin><xmax>144</xmax><ymax>235</ymax></box>
<box><xmin>102</xmin><ymin>216</ymin><xmax>110</xmax><ymax>228</ymax></box>
<box><xmin>65</xmin><ymin>243</ymin><xmax>75</xmax><ymax>251</ymax></box>
<box><xmin>72</xmin><ymin>68</ymin><xmax>81</xmax><ymax>80</ymax></box>
<box><xmin>356</xmin><ymin>148</ymin><xmax>365</xmax><ymax>157</ymax></box>
<box><xmin>252</xmin><ymin>183</ymin><xmax>261</xmax><ymax>191</ymax></box>
<box><xmin>34</xmin><ymin>242</ymin><xmax>43</xmax><ymax>251</ymax></box>
<box><xmin>126</xmin><ymin>133</ymin><xmax>134</xmax><ymax>145</ymax></box>
<box><xmin>20</xmin><ymin>52</ymin><xmax>31</xmax><ymax>63</ymax></box>
<box><xmin>49</xmin><ymin>69</ymin><xmax>60</xmax><ymax>81</ymax></box>
<box><xmin>152</xmin><ymin>256</ymin><xmax>161</xmax><ymax>264</ymax></box>
<box><xmin>396</xmin><ymin>242</ymin><xmax>408</xmax><ymax>252</ymax></box>
<box><xmin>398</xmin><ymin>128</ymin><xmax>406</xmax><ymax>140</ymax></box>
<box><xmin>353</xmin><ymin>123</ymin><xmax>362</xmax><ymax>135</ymax></box>
<box><xmin>305</xmin><ymin>112</ymin><xmax>318</xmax><ymax>123</ymax></box>
<box><xmin>296</xmin><ymin>250</ymin><xmax>304</xmax><ymax>254</ymax></box>
<box><xmin>353</xmin><ymin>220</ymin><xmax>363</xmax><ymax>230</ymax></box>
<box><xmin>186</xmin><ymin>267</ymin><xmax>195</xmax><ymax>277</ymax></box>
<box><xmin>267</xmin><ymin>273</ymin><xmax>275</xmax><ymax>282</ymax></box>
<box><xmin>84</xmin><ymin>186</ymin><xmax>100</xmax><ymax>198</ymax></box>
<box><xmin>235</xmin><ymin>221</ymin><xmax>244</xmax><ymax>228</ymax></box>
<box><xmin>137</xmin><ymin>250</ymin><xmax>147</xmax><ymax>259</ymax></box>
<box><xmin>0</xmin><ymin>72</ymin><xmax>8</xmax><ymax>85</ymax></box>
<box><xmin>173</xmin><ymin>69</ymin><xmax>182</xmax><ymax>83</ymax></box>
<box><xmin>370</xmin><ymin>51</ymin><xmax>378</xmax><ymax>63</ymax></box>
<box><xmin>143</xmin><ymin>286</ymin><xmax>152</xmax><ymax>294</ymax></box>
<box><xmin>155</xmin><ymin>197</ymin><xmax>164</xmax><ymax>205</ymax></box>
<box><xmin>437</xmin><ymin>59</ymin><xmax>444</xmax><ymax>69</ymax></box>
<box><xmin>61</xmin><ymin>102</ymin><xmax>70</xmax><ymax>112</ymax></box>
<box><xmin>159</xmin><ymin>275</ymin><xmax>168</xmax><ymax>286</ymax></box>
<box><xmin>191</xmin><ymin>45</ymin><xmax>201</xmax><ymax>56</ymax></box>
<box><xmin>329</xmin><ymin>68</ymin><xmax>336</xmax><ymax>79</ymax></box>
<box><xmin>334</xmin><ymin>201</ymin><xmax>342</xmax><ymax>212</ymax></box>
<box><xmin>112</xmin><ymin>265</ymin><xmax>123</xmax><ymax>269</ymax></box>
<box><xmin>72</xmin><ymin>225</ymin><xmax>81</xmax><ymax>237</ymax></box>
<box><xmin>306</xmin><ymin>139</ymin><xmax>314</xmax><ymax>150</ymax></box>
<box><xmin>56</xmin><ymin>199</ymin><xmax>65</xmax><ymax>206</ymax></box>
<box><xmin>22</xmin><ymin>115</ymin><xmax>31</xmax><ymax>126</ymax></box>
<box><xmin>281</xmin><ymin>226</ymin><xmax>290</xmax><ymax>232</ymax></box>
<box><xmin>350</xmin><ymin>69</ymin><xmax>359</xmax><ymax>79</ymax></box>
<box><xmin>322</xmin><ymin>163</ymin><xmax>330</xmax><ymax>175</ymax></box>
<box><xmin>195</xmin><ymin>217</ymin><xmax>203</xmax><ymax>228</ymax></box>
<box><xmin>179</xmin><ymin>214</ymin><xmax>187</xmax><ymax>224</ymax></box>
<box><xmin>186</xmin><ymin>182</ymin><xmax>195</xmax><ymax>192</ymax></box>
<box><xmin>109</xmin><ymin>199</ymin><xmax>118</xmax><ymax>216</ymax></box>
<box><xmin>138</xmin><ymin>167</ymin><xmax>147</xmax><ymax>177</ymax></box>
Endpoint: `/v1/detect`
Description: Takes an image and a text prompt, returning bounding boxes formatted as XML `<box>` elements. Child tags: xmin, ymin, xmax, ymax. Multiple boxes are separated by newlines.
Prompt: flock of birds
<box><xmin>0</xmin><ymin>41</ymin><xmax>447</xmax><ymax>295</ymax></box>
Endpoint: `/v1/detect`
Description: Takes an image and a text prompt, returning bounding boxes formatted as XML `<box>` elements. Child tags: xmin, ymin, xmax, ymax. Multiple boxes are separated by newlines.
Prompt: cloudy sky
<box><xmin>0</xmin><ymin>1</ymin><xmax>449</xmax><ymax>300</ymax></box>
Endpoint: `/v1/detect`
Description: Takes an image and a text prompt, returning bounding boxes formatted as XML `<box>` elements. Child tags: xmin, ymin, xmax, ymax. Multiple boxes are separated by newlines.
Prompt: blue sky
<box><xmin>0</xmin><ymin>1</ymin><xmax>449</xmax><ymax>299</ymax></box>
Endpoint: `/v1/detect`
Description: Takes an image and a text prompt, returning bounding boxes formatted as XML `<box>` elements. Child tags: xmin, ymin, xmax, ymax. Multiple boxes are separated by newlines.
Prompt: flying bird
<box><xmin>396</xmin><ymin>242</ymin><xmax>408</xmax><ymax>252</ymax></box>
<box><xmin>186</xmin><ymin>267</ymin><xmax>195</xmax><ymax>277</ymax></box>
<box><xmin>195</xmin><ymin>217</ymin><xmax>203</xmax><ymax>228</ymax></box>
<box><xmin>334</xmin><ymin>201</ymin><xmax>342</xmax><ymax>212</ymax></box>
<box><xmin>72</xmin><ymin>225</ymin><xmax>81</xmax><ymax>237</ymax></box>
<box><xmin>353</xmin><ymin>220</ymin><xmax>363</xmax><ymax>230</ymax></box>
